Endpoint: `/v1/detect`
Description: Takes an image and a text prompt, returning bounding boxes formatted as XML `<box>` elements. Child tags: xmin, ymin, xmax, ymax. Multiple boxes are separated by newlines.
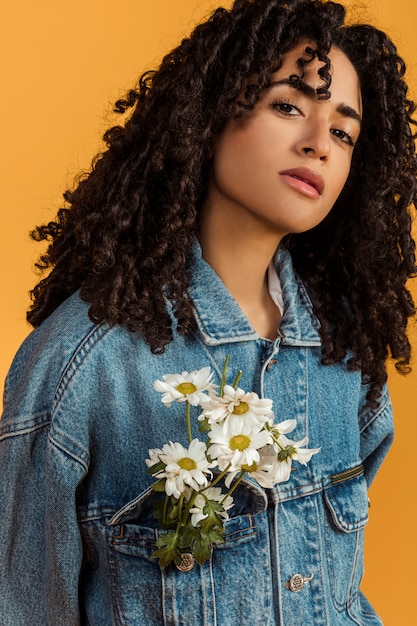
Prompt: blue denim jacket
<box><xmin>0</xmin><ymin>244</ymin><xmax>393</xmax><ymax>625</ymax></box>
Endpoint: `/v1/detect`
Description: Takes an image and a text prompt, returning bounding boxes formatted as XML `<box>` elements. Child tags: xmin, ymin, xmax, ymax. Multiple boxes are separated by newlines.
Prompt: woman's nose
<box><xmin>296</xmin><ymin>123</ymin><xmax>331</xmax><ymax>161</ymax></box>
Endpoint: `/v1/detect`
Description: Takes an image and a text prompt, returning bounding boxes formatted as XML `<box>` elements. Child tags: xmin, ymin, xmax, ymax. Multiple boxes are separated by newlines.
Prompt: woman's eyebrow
<box><xmin>268</xmin><ymin>78</ymin><xmax>362</xmax><ymax>123</ymax></box>
<box><xmin>337</xmin><ymin>103</ymin><xmax>362</xmax><ymax>124</ymax></box>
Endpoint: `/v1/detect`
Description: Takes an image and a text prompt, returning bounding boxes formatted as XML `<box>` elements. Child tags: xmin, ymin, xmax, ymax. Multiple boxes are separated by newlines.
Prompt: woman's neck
<box><xmin>198</xmin><ymin>202</ymin><xmax>283</xmax><ymax>340</ymax></box>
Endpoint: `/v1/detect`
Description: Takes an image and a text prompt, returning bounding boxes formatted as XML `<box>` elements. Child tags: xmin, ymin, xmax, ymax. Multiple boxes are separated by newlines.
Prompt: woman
<box><xmin>1</xmin><ymin>0</ymin><xmax>415</xmax><ymax>624</ymax></box>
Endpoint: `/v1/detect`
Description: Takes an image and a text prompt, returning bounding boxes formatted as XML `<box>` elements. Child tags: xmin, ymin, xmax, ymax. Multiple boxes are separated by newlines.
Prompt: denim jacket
<box><xmin>0</xmin><ymin>244</ymin><xmax>393</xmax><ymax>626</ymax></box>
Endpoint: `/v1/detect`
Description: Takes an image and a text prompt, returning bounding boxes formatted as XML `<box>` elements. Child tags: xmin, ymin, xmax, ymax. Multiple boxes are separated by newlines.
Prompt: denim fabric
<box><xmin>0</xmin><ymin>244</ymin><xmax>393</xmax><ymax>625</ymax></box>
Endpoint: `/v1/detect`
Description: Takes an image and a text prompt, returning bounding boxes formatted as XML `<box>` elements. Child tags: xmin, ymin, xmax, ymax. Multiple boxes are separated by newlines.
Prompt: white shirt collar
<box><xmin>268</xmin><ymin>262</ymin><xmax>284</xmax><ymax>315</ymax></box>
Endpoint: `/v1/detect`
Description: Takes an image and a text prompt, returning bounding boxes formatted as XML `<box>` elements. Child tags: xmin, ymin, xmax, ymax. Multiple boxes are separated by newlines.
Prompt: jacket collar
<box><xmin>188</xmin><ymin>241</ymin><xmax>321</xmax><ymax>347</ymax></box>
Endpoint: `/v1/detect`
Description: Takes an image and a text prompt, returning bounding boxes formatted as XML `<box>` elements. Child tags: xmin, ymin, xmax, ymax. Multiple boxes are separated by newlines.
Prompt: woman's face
<box><xmin>205</xmin><ymin>42</ymin><xmax>362</xmax><ymax>239</ymax></box>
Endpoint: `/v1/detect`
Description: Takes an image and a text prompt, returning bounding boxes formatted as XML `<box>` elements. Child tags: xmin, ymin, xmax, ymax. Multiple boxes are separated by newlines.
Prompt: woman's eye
<box><xmin>331</xmin><ymin>128</ymin><xmax>355</xmax><ymax>146</ymax></box>
<box><xmin>271</xmin><ymin>101</ymin><xmax>301</xmax><ymax>116</ymax></box>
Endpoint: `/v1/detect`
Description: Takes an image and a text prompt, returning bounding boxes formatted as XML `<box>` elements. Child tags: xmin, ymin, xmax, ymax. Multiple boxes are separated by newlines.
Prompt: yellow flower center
<box><xmin>232</xmin><ymin>401</ymin><xmax>249</xmax><ymax>415</ymax></box>
<box><xmin>230</xmin><ymin>434</ymin><xmax>251</xmax><ymax>451</ymax></box>
<box><xmin>176</xmin><ymin>382</ymin><xmax>197</xmax><ymax>395</ymax></box>
<box><xmin>178</xmin><ymin>457</ymin><xmax>197</xmax><ymax>471</ymax></box>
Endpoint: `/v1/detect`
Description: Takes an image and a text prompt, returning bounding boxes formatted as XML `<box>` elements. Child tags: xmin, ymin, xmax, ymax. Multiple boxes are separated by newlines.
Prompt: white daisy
<box><xmin>262</xmin><ymin>456</ymin><xmax>294</xmax><ymax>484</ymax></box>
<box><xmin>145</xmin><ymin>447</ymin><xmax>164</xmax><ymax>470</ymax></box>
<box><xmin>157</xmin><ymin>439</ymin><xmax>214</xmax><ymax>499</ymax></box>
<box><xmin>189</xmin><ymin>487</ymin><xmax>234</xmax><ymax>527</ymax></box>
<box><xmin>268</xmin><ymin>419</ymin><xmax>298</xmax><ymax>437</ymax></box>
<box><xmin>207</xmin><ymin>417</ymin><xmax>271</xmax><ymax>470</ymax></box>
<box><xmin>224</xmin><ymin>447</ymin><xmax>277</xmax><ymax>488</ymax></box>
<box><xmin>265</xmin><ymin>434</ymin><xmax>321</xmax><ymax>483</ymax></box>
<box><xmin>224</xmin><ymin>430</ymin><xmax>320</xmax><ymax>488</ymax></box>
<box><xmin>200</xmin><ymin>384</ymin><xmax>273</xmax><ymax>426</ymax></box>
<box><xmin>153</xmin><ymin>366</ymin><xmax>215</xmax><ymax>407</ymax></box>
<box><xmin>274</xmin><ymin>434</ymin><xmax>321</xmax><ymax>466</ymax></box>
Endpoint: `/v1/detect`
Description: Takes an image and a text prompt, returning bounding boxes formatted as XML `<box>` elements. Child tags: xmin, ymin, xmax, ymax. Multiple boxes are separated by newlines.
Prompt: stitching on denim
<box><xmin>274</xmin><ymin>502</ymin><xmax>285</xmax><ymax>626</ymax></box>
<box><xmin>48</xmin><ymin>427</ymin><xmax>90</xmax><ymax>470</ymax></box>
<box><xmin>324</xmin><ymin>510</ymin><xmax>365</xmax><ymax>610</ymax></box>
<box><xmin>311</xmin><ymin>496</ymin><xmax>330</xmax><ymax>626</ymax></box>
<box><xmin>162</xmin><ymin>562</ymin><xmax>168</xmax><ymax>626</ymax></box>
<box><xmin>346</xmin><ymin>519</ymin><xmax>362</xmax><ymax>607</ymax></box>
<box><xmin>271</xmin><ymin>465</ymin><xmax>366</xmax><ymax>504</ymax></box>
<box><xmin>271</xmin><ymin>480</ymin><xmax>326</xmax><ymax>502</ymax></box>
<box><xmin>107</xmin><ymin>524</ymin><xmax>128</xmax><ymax>626</ymax></box>
<box><xmin>323</xmin><ymin>490</ymin><xmax>368</xmax><ymax>531</ymax></box>
<box><xmin>223</xmin><ymin>529</ymin><xmax>257</xmax><ymax>543</ymax></box>
<box><xmin>166</xmin><ymin>566</ymin><xmax>179</xmax><ymax>626</ymax></box>
<box><xmin>112</xmin><ymin>535</ymin><xmax>156</xmax><ymax>549</ymax></box>
<box><xmin>297</xmin><ymin>276</ymin><xmax>317</xmax><ymax>319</ymax></box>
<box><xmin>79</xmin><ymin>524</ymin><xmax>99</xmax><ymax>572</ymax></box>
<box><xmin>208</xmin><ymin>558</ymin><xmax>218</xmax><ymax>626</ymax></box>
<box><xmin>0</xmin><ymin>413</ymin><xmax>51</xmax><ymax>441</ymax></box>
<box><xmin>52</xmin><ymin>323</ymin><xmax>111</xmax><ymax>412</ymax></box>
<box><xmin>45</xmin><ymin>324</ymin><xmax>111</xmax><ymax>466</ymax></box>
<box><xmin>78</xmin><ymin>507</ymin><xmax>117</xmax><ymax>522</ymax></box>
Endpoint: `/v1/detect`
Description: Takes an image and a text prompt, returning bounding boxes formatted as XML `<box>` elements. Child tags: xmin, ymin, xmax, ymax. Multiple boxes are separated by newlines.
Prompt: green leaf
<box><xmin>151</xmin><ymin>479</ymin><xmax>167</xmax><ymax>493</ymax></box>
<box><xmin>167</xmin><ymin>502</ymin><xmax>180</xmax><ymax>522</ymax></box>
<box><xmin>191</xmin><ymin>527</ymin><xmax>224</xmax><ymax>565</ymax></box>
<box><xmin>198</xmin><ymin>417</ymin><xmax>211</xmax><ymax>432</ymax></box>
<box><xmin>151</xmin><ymin>500</ymin><xmax>165</xmax><ymax>521</ymax></box>
<box><xmin>177</xmin><ymin>525</ymin><xmax>198</xmax><ymax>549</ymax></box>
<box><xmin>152</xmin><ymin>531</ymin><xmax>181</xmax><ymax>569</ymax></box>
<box><xmin>151</xmin><ymin>502</ymin><xmax>174</xmax><ymax>528</ymax></box>
<box><xmin>206</xmin><ymin>528</ymin><xmax>225</xmax><ymax>544</ymax></box>
<box><xmin>192</xmin><ymin>533</ymin><xmax>212</xmax><ymax>564</ymax></box>
<box><xmin>146</xmin><ymin>460</ymin><xmax>166</xmax><ymax>475</ymax></box>
<box><xmin>220</xmin><ymin>355</ymin><xmax>230</xmax><ymax>397</ymax></box>
<box><xmin>197</xmin><ymin>499</ymin><xmax>226</xmax><ymax>532</ymax></box>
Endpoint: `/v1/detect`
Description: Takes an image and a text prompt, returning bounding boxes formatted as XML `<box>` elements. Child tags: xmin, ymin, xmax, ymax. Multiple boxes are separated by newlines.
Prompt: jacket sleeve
<box><xmin>0</xmin><ymin>409</ymin><xmax>87</xmax><ymax>625</ymax></box>
<box><xmin>359</xmin><ymin>383</ymin><xmax>394</xmax><ymax>486</ymax></box>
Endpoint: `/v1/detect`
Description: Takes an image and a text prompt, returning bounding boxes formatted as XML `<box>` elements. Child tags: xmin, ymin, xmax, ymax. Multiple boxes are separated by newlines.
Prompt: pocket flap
<box><xmin>107</xmin><ymin>487</ymin><xmax>154</xmax><ymax>526</ymax></box>
<box><xmin>323</xmin><ymin>474</ymin><xmax>369</xmax><ymax>532</ymax></box>
<box><xmin>106</xmin><ymin>476</ymin><xmax>268</xmax><ymax>528</ymax></box>
<box><xmin>228</xmin><ymin>477</ymin><xmax>268</xmax><ymax>517</ymax></box>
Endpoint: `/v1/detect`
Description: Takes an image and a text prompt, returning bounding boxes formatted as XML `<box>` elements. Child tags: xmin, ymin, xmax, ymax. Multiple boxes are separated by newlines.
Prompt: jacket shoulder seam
<box><xmin>52</xmin><ymin>323</ymin><xmax>112</xmax><ymax>414</ymax></box>
<box><xmin>0</xmin><ymin>411</ymin><xmax>51</xmax><ymax>440</ymax></box>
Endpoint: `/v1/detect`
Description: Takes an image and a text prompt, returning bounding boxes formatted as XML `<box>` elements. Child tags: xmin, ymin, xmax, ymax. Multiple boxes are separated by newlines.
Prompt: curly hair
<box><xmin>28</xmin><ymin>0</ymin><xmax>416</xmax><ymax>407</ymax></box>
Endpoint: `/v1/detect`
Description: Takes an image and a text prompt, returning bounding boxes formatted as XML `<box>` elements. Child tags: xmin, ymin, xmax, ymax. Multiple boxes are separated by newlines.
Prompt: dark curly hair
<box><xmin>28</xmin><ymin>0</ymin><xmax>416</xmax><ymax>407</ymax></box>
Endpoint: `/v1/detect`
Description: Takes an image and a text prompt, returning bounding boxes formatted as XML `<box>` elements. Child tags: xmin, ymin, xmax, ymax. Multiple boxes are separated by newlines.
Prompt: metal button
<box><xmin>287</xmin><ymin>573</ymin><xmax>314</xmax><ymax>592</ymax></box>
<box><xmin>176</xmin><ymin>553</ymin><xmax>195</xmax><ymax>572</ymax></box>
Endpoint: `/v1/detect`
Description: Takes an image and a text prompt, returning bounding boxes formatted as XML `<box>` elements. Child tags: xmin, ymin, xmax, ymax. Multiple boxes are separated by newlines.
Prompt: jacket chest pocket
<box><xmin>103</xmin><ymin>481</ymin><xmax>274</xmax><ymax>626</ymax></box>
<box><xmin>323</xmin><ymin>473</ymin><xmax>369</xmax><ymax>609</ymax></box>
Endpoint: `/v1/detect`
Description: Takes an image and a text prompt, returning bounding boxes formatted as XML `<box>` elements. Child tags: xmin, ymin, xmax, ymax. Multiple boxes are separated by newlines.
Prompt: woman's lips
<box><xmin>279</xmin><ymin>167</ymin><xmax>325</xmax><ymax>199</ymax></box>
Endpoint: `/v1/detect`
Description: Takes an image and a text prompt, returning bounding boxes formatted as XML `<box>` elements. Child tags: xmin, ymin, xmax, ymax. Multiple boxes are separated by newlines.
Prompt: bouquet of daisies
<box><xmin>146</xmin><ymin>358</ymin><xmax>319</xmax><ymax>568</ymax></box>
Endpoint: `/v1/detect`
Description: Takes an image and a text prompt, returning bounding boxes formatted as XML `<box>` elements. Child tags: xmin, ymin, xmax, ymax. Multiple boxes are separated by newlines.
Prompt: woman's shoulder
<box><xmin>1</xmin><ymin>291</ymin><xmax>137</xmax><ymax>424</ymax></box>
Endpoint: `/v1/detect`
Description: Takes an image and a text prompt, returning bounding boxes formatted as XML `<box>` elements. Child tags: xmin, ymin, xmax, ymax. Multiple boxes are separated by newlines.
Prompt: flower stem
<box><xmin>162</xmin><ymin>494</ymin><xmax>169</xmax><ymax>527</ymax></box>
<box><xmin>185</xmin><ymin>401</ymin><xmax>192</xmax><ymax>443</ymax></box>
<box><xmin>177</xmin><ymin>493</ymin><xmax>184</xmax><ymax>522</ymax></box>
<box><xmin>181</xmin><ymin>491</ymin><xmax>197</xmax><ymax>526</ymax></box>
<box><xmin>204</xmin><ymin>463</ymin><xmax>232</xmax><ymax>489</ymax></box>
<box><xmin>220</xmin><ymin>355</ymin><xmax>229</xmax><ymax>397</ymax></box>
<box><xmin>232</xmin><ymin>370</ymin><xmax>243</xmax><ymax>389</ymax></box>
<box><xmin>223</xmin><ymin>471</ymin><xmax>246</xmax><ymax>503</ymax></box>
<box><xmin>265</xmin><ymin>422</ymin><xmax>286</xmax><ymax>451</ymax></box>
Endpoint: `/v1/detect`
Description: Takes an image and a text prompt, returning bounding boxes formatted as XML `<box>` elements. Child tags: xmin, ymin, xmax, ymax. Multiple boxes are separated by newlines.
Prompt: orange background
<box><xmin>1</xmin><ymin>1</ymin><xmax>416</xmax><ymax>623</ymax></box>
